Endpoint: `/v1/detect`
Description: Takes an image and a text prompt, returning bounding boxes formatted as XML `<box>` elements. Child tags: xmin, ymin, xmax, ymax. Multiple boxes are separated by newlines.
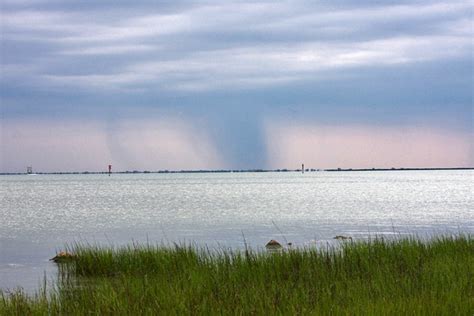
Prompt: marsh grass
<box><xmin>1</xmin><ymin>235</ymin><xmax>473</xmax><ymax>315</ymax></box>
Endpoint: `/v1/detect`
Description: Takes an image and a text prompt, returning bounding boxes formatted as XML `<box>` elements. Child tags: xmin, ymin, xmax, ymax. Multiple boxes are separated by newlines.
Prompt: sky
<box><xmin>1</xmin><ymin>0</ymin><xmax>472</xmax><ymax>172</ymax></box>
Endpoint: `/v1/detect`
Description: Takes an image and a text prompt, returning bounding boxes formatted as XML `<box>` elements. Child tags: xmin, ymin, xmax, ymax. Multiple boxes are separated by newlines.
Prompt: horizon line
<box><xmin>1</xmin><ymin>167</ymin><xmax>473</xmax><ymax>175</ymax></box>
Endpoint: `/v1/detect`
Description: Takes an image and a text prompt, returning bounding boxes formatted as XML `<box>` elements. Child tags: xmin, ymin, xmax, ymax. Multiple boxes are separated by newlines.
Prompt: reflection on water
<box><xmin>1</xmin><ymin>170</ymin><xmax>472</xmax><ymax>291</ymax></box>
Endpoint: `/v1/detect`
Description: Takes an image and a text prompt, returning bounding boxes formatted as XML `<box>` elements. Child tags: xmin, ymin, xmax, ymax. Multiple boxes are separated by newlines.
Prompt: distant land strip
<box><xmin>1</xmin><ymin>167</ymin><xmax>473</xmax><ymax>175</ymax></box>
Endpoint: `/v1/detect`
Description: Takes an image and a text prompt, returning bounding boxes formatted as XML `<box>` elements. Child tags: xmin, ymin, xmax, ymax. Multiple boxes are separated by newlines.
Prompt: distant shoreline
<box><xmin>1</xmin><ymin>167</ymin><xmax>472</xmax><ymax>175</ymax></box>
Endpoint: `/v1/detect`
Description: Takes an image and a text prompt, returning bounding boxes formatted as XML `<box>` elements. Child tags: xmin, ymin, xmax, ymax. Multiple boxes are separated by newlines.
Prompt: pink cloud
<box><xmin>265</xmin><ymin>122</ymin><xmax>473</xmax><ymax>169</ymax></box>
<box><xmin>1</xmin><ymin>118</ymin><xmax>223</xmax><ymax>172</ymax></box>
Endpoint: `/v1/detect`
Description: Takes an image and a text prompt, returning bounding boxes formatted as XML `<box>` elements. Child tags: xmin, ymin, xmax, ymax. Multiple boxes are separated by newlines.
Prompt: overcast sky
<box><xmin>1</xmin><ymin>0</ymin><xmax>472</xmax><ymax>172</ymax></box>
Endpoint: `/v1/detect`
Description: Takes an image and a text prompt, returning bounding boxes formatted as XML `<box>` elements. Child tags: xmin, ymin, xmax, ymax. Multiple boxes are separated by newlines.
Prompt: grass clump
<box><xmin>1</xmin><ymin>235</ymin><xmax>473</xmax><ymax>315</ymax></box>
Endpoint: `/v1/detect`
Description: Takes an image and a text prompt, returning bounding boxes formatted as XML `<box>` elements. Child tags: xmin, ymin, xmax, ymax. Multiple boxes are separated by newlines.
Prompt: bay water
<box><xmin>1</xmin><ymin>170</ymin><xmax>472</xmax><ymax>291</ymax></box>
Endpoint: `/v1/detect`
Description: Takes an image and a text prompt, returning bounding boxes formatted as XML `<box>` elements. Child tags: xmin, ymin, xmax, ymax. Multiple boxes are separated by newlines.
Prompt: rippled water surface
<box><xmin>1</xmin><ymin>171</ymin><xmax>472</xmax><ymax>290</ymax></box>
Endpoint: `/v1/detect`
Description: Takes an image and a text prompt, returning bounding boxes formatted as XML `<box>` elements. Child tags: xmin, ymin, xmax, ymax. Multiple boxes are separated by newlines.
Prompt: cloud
<box><xmin>59</xmin><ymin>44</ymin><xmax>157</xmax><ymax>56</ymax></box>
<box><xmin>0</xmin><ymin>118</ymin><xmax>224</xmax><ymax>172</ymax></box>
<box><xmin>1</xmin><ymin>1</ymin><xmax>472</xmax><ymax>171</ymax></box>
<box><xmin>1</xmin><ymin>1</ymin><xmax>472</xmax><ymax>92</ymax></box>
<box><xmin>265</xmin><ymin>122</ymin><xmax>473</xmax><ymax>169</ymax></box>
<box><xmin>25</xmin><ymin>33</ymin><xmax>470</xmax><ymax>92</ymax></box>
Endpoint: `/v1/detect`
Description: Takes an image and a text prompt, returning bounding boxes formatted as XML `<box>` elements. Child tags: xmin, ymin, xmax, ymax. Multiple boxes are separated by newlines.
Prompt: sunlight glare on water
<box><xmin>0</xmin><ymin>170</ymin><xmax>472</xmax><ymax>290</ymax></box>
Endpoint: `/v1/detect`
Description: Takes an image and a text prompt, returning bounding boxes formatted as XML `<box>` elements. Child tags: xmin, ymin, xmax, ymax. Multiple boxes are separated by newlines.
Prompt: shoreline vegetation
<box><xmin>1</xmin><ymin>167</ymin><xmax>473</xmax><ymax>176</ymax></box>
<box><xmin>1</xmin><ymin>235</ymin><xmax>472</xmax><ymax>314</ymax></box>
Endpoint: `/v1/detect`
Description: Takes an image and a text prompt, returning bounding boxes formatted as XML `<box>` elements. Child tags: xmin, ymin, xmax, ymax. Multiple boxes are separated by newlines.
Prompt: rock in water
<box><xmin>50</xmin><ymin>251</ymin><xmax>75</xmax><ymax>263</ymax></box>
<box><xmin>265</xmin><ymin>239</ymin><xmax>283</xmax><ymax>250</ymax></box>
<box><xmin>334</xmin><ymin>235</ymin><xmax>352</xmax><ymax>240</ymax></box>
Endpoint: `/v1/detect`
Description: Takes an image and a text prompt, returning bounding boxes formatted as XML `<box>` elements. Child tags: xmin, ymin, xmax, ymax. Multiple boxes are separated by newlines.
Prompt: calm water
<box><xmin>1</xmin><ymin>171</ymin><xmax>472</xmax><ymax>291</ymax></box>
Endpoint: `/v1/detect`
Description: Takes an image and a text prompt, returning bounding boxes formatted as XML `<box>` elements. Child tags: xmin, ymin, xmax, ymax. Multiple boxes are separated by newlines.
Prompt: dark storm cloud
<box><xmin>1</xmin><ymin>0</ymin><xmax>472</xmax><ymax>171</ymax></box>
<box><xmin>2</xmin><ymin>1</ymin><xmax>470</xmax><ymax>91</ymax></box>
